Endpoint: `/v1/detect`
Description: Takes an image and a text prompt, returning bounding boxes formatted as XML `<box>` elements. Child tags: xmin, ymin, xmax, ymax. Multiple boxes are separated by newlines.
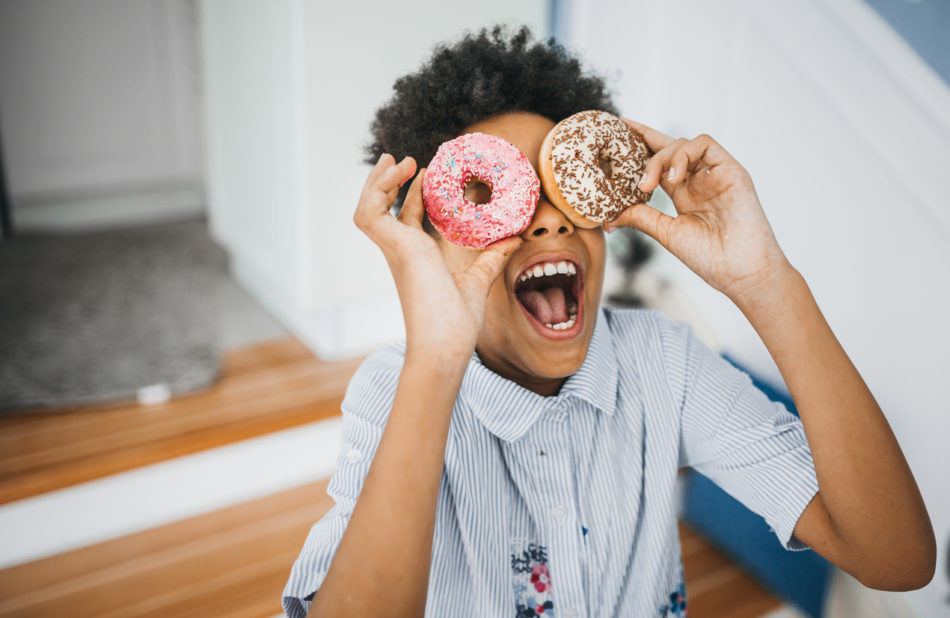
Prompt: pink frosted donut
<box><xmin>422</xmin><ymin>133</ymin><xmax>540</xmax><ymax>248</ymax></box>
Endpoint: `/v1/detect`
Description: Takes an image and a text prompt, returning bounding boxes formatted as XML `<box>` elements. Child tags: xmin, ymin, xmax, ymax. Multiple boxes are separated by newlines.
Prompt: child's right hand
<box><xmin>354</xmin><ymin>154</ymin><xmax>522</xmax><ymax>365</ymax></box>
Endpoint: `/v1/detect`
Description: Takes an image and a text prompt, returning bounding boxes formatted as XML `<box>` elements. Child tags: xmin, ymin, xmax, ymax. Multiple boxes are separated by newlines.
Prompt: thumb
<box><xmin>605</xmin><ymin>204</ymin><xmax>675</xmax><ymax>251</ymax></box>
<box><xmin>457</xmin><ymin>236</ymin><xmax>523</xmax><ymax>298</ymax></box>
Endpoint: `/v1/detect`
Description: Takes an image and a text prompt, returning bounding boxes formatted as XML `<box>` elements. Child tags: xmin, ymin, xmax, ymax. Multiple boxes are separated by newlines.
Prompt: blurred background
<box><xmin>0</xmin><ymin>0</ymin><xmax>947</xmax><ymax>616</ymax></box>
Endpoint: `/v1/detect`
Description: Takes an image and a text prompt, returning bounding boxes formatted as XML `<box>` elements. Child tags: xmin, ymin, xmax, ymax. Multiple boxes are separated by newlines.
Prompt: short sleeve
<box><xmin>281</xmin><ymin>344</ymin><xmax>405</xmax><ymax>617</ymax></box>
<box><xmin>662</xmin><ymin>319</ymin><xmax>819</xmax><ymax>551</ymax></box>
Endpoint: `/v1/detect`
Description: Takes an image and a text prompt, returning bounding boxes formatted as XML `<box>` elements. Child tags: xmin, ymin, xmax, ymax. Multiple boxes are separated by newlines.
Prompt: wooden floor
<box><xmin>0</xmin><ymin>338</ymin><xmax>786</xmax><ymax>617</ymax></box>
<box><xmin>0</xmin><ymin>338</ymin><xmax>363</xmax><ymax>505</ymax></box>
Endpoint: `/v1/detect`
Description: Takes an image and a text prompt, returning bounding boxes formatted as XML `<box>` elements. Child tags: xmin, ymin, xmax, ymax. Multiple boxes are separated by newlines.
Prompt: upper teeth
<box><xmin>519</xmin><ymin>260</ymin><xmax>576</xmax><ymax>282</ymax></box>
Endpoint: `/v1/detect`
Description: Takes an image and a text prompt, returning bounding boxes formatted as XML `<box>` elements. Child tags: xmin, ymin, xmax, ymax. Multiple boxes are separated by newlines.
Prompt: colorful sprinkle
<box><xmin>421</xmin><ymin>132</ymin><xmax>539</xmax><ymax>248</ymax></box>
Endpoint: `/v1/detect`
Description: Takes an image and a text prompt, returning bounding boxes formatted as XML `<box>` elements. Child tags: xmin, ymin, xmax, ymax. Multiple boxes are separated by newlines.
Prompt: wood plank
<box><xmin>0</xmin><ymin>480</ymin><xmax>333</xmax><ymax>618</ymax></box>
<box><xmin>0</xmin><ymin>339</ymin><xmax>360</xmax><ymax>504</ymax></box>
<box><xmin>0</xmin><ymin>338</ymin><xmax>311</xmax><ymax>432</ymax></box>
<box><xmin>679</xmin><ymin>521</ymin><xmax>785</xmax><ymax>617</ymax></box>
<box><xmin>0</xmin><ymin>398</ymin><xmax>341</xmax><ymax>504</ymax></box>
<box><xmin>218</xmin><ymin>337</ymin><xmax>316</xmax><ymax>377</ymax></box>
<box><xmin>0</xmin><ymin>351</ymin><xmax>358</xmax><ymax>457</ymax></box>
<box><xmin>689</xmin><ymin>575</ymin><xmax>785</xmax><ymax>618</ymax></box>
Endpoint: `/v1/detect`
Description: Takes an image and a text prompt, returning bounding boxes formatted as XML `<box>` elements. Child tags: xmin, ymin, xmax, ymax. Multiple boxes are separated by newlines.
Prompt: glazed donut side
<box><xmin>422</xmin><ymin>133</ymin><xmax>539</xmax><ymax>248</ymax></box>
<box><xmin>539</xmin><ymin>126</ymin><xmax>601</xmax><ymax>229</ymax></box>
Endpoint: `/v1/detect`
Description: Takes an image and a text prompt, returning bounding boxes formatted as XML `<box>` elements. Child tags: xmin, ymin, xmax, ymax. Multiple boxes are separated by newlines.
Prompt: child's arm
<box><xmin>608</xmin><ymin>121</ymin><xmax>936</xmax><ymax>591</ymax></box>
<box><xmin>307</xmin><ymin>155</ymin><xmax>520</xmax><ymax>616</ymax></box>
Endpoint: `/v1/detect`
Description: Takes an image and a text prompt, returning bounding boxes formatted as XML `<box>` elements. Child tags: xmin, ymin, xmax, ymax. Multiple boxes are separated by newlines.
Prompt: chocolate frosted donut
<box><xmin>539</xmin><ymin>110</ymin><xmax>653</xmax><ymax>228</ymax></box>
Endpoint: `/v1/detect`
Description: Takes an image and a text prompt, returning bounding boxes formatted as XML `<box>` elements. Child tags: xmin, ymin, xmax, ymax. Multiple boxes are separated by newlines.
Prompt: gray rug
<box><xmin>0</xmin><ymin>219</ymin><xmax>226</xmax><ymax>412</ymax></box>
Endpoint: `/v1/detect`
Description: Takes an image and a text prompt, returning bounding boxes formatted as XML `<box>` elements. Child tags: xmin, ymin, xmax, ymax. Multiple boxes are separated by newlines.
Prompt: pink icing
<box><xmin>422</xmin><ymin>133</ymin><xmax>539</xmax><ymax>248</ymax></box>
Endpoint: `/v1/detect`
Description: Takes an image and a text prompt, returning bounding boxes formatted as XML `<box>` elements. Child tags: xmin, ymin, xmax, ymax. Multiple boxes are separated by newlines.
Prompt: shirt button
<box><xmin>563</xmin><ymin>608</ymin><xmax>578</xmax><ymax>618</ymax></box>
<box><xmin>551</xmin><ymin>505</ymin><xmax>568</xmax><ymax>521</ymax></box>
<box><xmin>343</xmin><ymin>448</ymin><xmax>362</xmax><ymax>463</ymax></box>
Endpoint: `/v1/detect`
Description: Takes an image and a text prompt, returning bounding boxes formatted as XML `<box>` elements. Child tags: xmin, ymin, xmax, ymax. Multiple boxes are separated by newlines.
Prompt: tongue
<box><xmin>519</xmin><ymin>286</ymin><xmax>568</xmax><ymax>325</ymax></box>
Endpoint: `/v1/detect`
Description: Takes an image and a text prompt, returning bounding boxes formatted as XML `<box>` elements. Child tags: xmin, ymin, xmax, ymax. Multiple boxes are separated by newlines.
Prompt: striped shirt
<box><xmin>282</xmin><ymin>307</ymin><xmax>819</xmax><ymax>617</ymax></box>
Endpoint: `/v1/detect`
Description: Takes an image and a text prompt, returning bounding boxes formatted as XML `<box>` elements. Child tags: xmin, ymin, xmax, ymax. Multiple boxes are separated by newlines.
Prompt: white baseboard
<box><xmin>12</xmin><ymin>186</ymin><xmax>206</xmax><ymax>233</ymax></box>
<box><xmin>231</xmin><ymin>254</ymin><xmax>405</xmax><ymax>361</ymax></box>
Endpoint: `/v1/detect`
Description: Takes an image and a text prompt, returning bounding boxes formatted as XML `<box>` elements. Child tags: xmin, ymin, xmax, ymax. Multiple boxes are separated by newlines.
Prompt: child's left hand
<box><xmin>605</xmin><ymin>119</ymin><xmax>792</xmax><ymax>304</ymax></box>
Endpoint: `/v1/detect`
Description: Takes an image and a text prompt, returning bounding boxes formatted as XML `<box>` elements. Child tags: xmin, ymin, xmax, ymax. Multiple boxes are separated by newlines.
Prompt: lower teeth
<box><xmin>545</xmin><ymin>313</ymin><xmax>578</xmax><ymax>331</ymax></box>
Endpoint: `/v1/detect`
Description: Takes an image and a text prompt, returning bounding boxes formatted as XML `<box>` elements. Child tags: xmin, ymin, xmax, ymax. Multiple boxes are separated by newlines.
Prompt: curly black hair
<box><xmin>366</xmin><ymin>25</ymin><xmax>618</xmax><ymax>209</ymax></box>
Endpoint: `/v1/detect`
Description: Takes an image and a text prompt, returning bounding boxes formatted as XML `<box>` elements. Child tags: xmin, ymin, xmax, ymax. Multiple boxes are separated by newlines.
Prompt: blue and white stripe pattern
<box><xmin>283</xmin><ymin>307</ymin><xmax>819</xmax><ymax>617</ymax></box>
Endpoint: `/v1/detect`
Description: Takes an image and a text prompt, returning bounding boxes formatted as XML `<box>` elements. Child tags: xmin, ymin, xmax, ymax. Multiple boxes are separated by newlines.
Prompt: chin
<box><xmin>523</xmin><ymin>346</ymin><xmax>589</xmax><ymax>380</ymax></box>
<box><xmin>478</xmin><ymin>293</ymin><xmax>600</xmax><ymax>393</ymax></box>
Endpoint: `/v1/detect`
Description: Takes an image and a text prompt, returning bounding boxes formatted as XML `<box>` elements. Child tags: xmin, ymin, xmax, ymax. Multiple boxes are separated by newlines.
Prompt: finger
<box><xmin>637</xmin><ymin>138</ymin><xmax>687</xmax><ymax>193</ymax></box>
<box><xmin>397</xmin><ymin>168</ymin><xmax>426</xmax><ymax>227</ymax></box>
<box><xmin>666</xmin><ymin>136</ymin><xmax>713</xmax><ymax>186</ymax></box>
<box><xmin>355</xmin><ymin>156</ymin><xmax>417</xmax><ymax>229</ymax></box>
<box><xmin>365</xmin><ymin>152</ymin><xmax>395</xmax><ymax>187</ymax></box>
<box><xmin>358</xmin><ymin>153</ymin><xmax>402</xmax><ymax>211</ymax></box>
<box><xmin>604</xmin><ymin>204</ymin><xmax>675</xmax><ymax>251</ymax></box>
<box><xmin>462</xmin><ymin>236</ymin><xmax>523</xmax><ymax>294</ymax></box>
<box><xmin>621</xmin><ymin>117</ymin><xmax>675</xmax><ymax>152</ymax></box>
<box><xmin>641</xmin><ymin>134</ymin><xmax>732</xmax><ymax>191</ymax></box>
<box><xmin>377</xmin><ymin>156</ymin><xmax>417</xmax><ymax>197</ymax></box>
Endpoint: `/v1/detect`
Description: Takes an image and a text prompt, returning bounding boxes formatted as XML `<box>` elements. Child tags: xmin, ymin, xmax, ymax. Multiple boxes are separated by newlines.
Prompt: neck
<box><xmin>474</xmin><ymin>349</ymin><xmax>567</xmax><ymax>397</ymax></box>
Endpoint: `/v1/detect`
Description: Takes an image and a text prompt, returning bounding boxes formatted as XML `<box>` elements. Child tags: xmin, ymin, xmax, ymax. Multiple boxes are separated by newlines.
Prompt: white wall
<box><xmin>0</xmin><ymin>0</ymin><xmax>204</xmax><ymax>231</ymax></box>
<box><xmin>561</xmin><ymin>0</ymin><xmax>950</xmax><ymax>615</ymax></box>
<box><xmin>201</xmin><ymin>0</ymin><xmax>548</xmax><ymax>359</ymax></box>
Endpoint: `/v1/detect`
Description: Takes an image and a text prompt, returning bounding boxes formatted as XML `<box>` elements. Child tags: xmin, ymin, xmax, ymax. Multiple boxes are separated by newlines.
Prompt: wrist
<box><xmin>396</xmin><ymin>348</ymin><xmax>470</xmax><ymax>421</ymax></box>
<box><xmin>730</xmin><ymin>260</ymin><xmax>806</xmax><ymax>320</ymax></box>
<box><xmin>404</xmin><ymin>343</ymin><xmax>473</xmax><ymax>378</ymax></box>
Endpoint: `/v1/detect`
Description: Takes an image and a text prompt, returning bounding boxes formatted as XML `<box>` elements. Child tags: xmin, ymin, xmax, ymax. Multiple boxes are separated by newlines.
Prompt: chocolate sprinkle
<box><xmin>551</xmin><ymin>110</ymin><xmax>652</xmax><ymax>223</ymax></box>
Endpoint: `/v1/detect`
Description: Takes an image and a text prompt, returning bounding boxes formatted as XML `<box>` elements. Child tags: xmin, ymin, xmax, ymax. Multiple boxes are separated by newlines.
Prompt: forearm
<box><xmin>309</xmin><ymin>353</ymin><xmax>468</xmax><ymax>617</ymax></box>
<box><xmin>734</xmin><ymin>266</ymin><xmax>935</xmax><ymax>587</ymax></box>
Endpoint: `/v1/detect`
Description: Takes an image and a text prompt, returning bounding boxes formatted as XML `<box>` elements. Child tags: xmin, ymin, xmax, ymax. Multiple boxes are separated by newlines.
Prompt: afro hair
<box><xmin>366</xmin><ymin>25</ymin><xmax>618</xmax><ymax>209</ymax></box>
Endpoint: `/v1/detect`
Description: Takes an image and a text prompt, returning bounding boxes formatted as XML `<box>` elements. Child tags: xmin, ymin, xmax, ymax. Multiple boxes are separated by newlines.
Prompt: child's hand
<box><xmin>354</xmin><ymin>154</ymin><xmax>522</xmax><ymax>363</ymax></box>
<box><xmin>605</xmin><ymin>119</ymin><xmax>792</xmax><ymax>304</ymax></box>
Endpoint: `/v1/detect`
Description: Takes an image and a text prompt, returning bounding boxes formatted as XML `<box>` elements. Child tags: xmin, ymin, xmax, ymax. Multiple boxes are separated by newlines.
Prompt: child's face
<box><xmin>436</xmin><ymin>112</ymin><xmax>606</xmax><ymax>396</ymax></box>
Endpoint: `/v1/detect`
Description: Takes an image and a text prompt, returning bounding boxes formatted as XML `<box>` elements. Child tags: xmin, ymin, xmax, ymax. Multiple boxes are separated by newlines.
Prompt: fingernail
<box><xmin>377</xmin><ymin>153</ymin><xmax>385</xmax><ymax>163</ymax></box>
<box><xmin>638</xmin><ymin>174</ymin><xmax>649</xmax><ymax>190</ymax></box>
<box><xmin>668</xmin><ymin>167</ymin><xmax>676</xmax><ymax>181</ymax></box>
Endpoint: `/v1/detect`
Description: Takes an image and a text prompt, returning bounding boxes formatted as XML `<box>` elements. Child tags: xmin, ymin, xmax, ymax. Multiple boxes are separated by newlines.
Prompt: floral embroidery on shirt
<box><xmin>511</xmin><ymin>541</ymin><xmax>555</xmax><ymax>616</ymax></box>
<box><xmin>657</xmin><ymin>581</ymin><xmax>687</xmax><ymax>616</ymax></box>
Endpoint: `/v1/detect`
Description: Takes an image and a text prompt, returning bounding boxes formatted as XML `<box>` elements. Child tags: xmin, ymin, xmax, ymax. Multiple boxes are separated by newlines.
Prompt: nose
<box><xmin>521</xmin><ymin>198</ymin><xmax>574</xmax><ymax>240</ymax></box>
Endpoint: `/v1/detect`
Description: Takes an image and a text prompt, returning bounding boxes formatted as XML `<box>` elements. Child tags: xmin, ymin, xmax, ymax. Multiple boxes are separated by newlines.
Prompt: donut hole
<box><xmin>463</xmin><ymin>179</ymin><xmax>493</xmax><ymax>205</ymax></box>
<box><xmin>597</xmin><ymin>155</ymin><xmax>614</xmax><ymax>178</ymax></box>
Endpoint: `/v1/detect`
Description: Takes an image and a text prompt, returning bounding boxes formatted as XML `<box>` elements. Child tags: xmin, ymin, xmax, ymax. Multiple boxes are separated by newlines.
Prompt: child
<box><xmin>283</xmin><ymin>26</ymin><xmax>935</xmax><ymax>617</ymax></box>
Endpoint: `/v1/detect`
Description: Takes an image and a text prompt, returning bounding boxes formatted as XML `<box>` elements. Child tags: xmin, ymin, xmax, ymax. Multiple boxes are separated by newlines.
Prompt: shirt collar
<box><xmin>459</xmin><ymin>308</ymin><xmax>619</xmax><ymax>442</ymax></box>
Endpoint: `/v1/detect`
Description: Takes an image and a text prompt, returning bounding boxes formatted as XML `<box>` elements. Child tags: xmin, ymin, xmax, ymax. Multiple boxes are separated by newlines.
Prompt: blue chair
<box><xmin>680</xmin><ymin>355</ymin><xmax>833</xmax><ymax>618</ymax></box>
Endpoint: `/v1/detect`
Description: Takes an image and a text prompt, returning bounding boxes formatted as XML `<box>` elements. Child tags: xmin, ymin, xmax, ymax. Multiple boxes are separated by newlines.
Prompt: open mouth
<box><xmin>514</xmin><ymin>258</ymin><xmax>583</xmax><ymax>338</ymax></box>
